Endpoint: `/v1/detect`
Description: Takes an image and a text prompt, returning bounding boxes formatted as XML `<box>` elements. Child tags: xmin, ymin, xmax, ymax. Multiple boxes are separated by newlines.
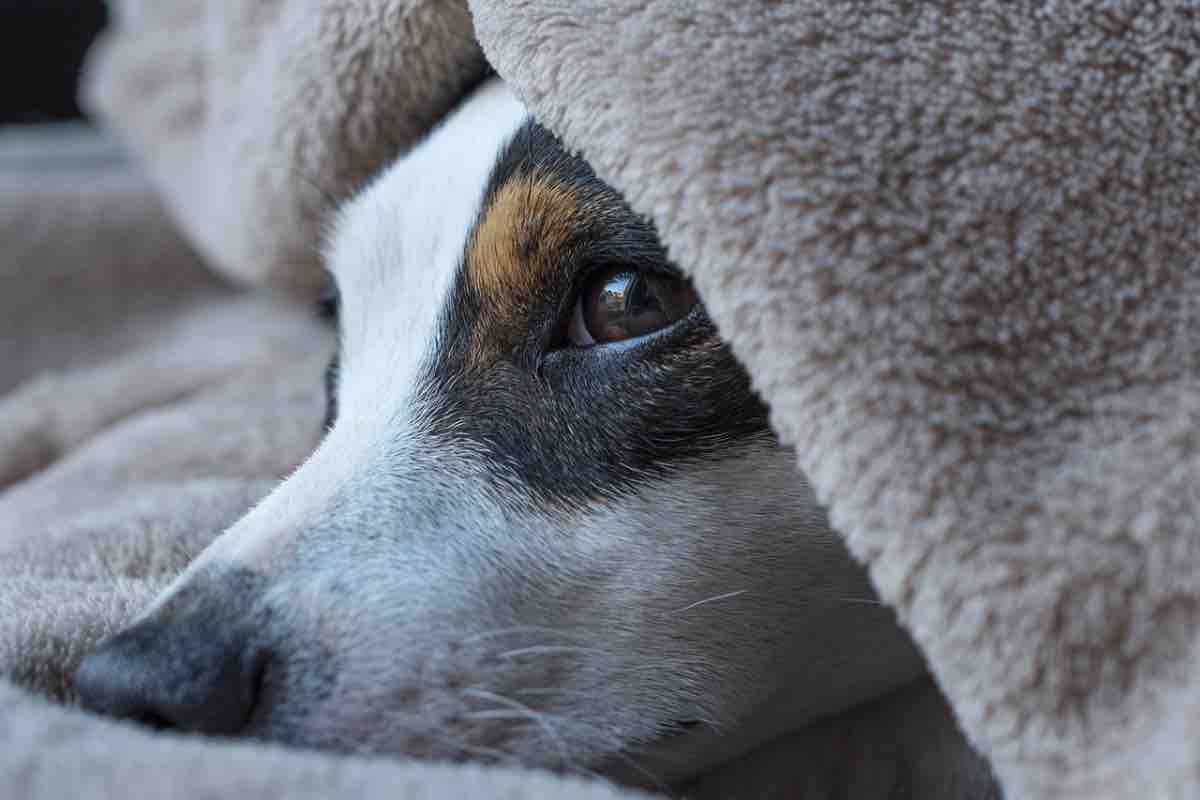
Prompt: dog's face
<box><xmin>76</xmin><ymin>81</ymin><xmax>922</xmax><ymax>786</ymax></box>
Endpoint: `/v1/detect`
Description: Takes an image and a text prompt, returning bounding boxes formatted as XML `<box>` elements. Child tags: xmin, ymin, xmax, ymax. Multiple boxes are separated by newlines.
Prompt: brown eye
<box><xmin>567</xmin><ymin>267</ymin><xmax>697</xmax><ymax>347</ymax></box>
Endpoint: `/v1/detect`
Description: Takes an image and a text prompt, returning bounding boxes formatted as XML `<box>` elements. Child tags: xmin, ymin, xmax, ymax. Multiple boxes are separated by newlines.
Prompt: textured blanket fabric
<box><xmin>2</xmin><ymin>1</ymin><xmax>1198</xmax><ymax>799</ymax></box>
<box><xmin>83</xmin><ymin>0</ymin><xmax>488</xmax><ymax>292</ymax></box>
<box><xmin>469</xmin><ymin>2</ymin><xmax>1200</xmax><ymax>797</ymax></box>
<box><xmin>0</xmin><ymin>682</ymin><xmax>640</xmax><ymax>800</ymax></box>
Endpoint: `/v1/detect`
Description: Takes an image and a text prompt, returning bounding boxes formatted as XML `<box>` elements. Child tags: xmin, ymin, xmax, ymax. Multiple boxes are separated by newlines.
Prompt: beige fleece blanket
<box><xmin>3</xmin><ymin>2</ymin><xmax>1198</xmax><ymax>798</ymax></box>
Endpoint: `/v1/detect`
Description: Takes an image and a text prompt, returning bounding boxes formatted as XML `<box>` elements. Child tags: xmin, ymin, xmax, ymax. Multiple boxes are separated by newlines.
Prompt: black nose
<box><xmin>74</xmin><ymin>613</ymin><xmax>268</xmax><ymax>735</ymax></box>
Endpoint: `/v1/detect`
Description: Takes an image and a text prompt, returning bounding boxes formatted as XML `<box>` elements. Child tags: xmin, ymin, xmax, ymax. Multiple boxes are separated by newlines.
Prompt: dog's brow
<box><xmin>466</xmin><ymin>173</ymin><xmax>579</xmax><ymax>302</ymax></box>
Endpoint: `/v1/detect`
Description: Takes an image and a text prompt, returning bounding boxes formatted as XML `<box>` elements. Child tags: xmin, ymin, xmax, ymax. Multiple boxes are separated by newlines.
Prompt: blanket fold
<box><xmin>0</xmin><ymin>681</ymin><xmax>643</xmax><ymax>800</ymax></box>
<box><xmin>2</xmin><ymin>2</ymin><xmax>1197</xmax><ymax>798</ymax></box>
<box><xmin>82</xmin><ymin>0</ymin><xmax>488</xmax><ymax>293</ymax></box>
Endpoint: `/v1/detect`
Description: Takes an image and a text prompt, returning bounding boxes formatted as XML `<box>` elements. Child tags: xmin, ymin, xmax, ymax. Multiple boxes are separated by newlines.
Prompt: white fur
<box><xmin>171</xmin><ymin>81</ymin><xmax>527</xmax><ymax>576</ymax></box>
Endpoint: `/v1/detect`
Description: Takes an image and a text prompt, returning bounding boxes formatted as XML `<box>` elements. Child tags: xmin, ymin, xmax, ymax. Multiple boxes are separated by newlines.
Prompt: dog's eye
<box><xmin>317</xmin><ymin>278</ymin><xmax>340</xmax><ymax>321</ymax></box>
<box><xmin>567</xmin><ymin>268</ymin><xmax>697</xmax><ymax>347</ymax></box>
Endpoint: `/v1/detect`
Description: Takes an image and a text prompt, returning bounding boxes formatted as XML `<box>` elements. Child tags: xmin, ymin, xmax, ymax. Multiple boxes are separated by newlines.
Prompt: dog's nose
<box><xmin>74</xmin><ymin>614</ymin><xmax>268</xmax><ymax>735</ymax></box>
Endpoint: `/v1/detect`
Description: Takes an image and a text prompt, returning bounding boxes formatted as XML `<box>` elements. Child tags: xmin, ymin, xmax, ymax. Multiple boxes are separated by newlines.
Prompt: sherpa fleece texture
<box><xmin>470</xmin><ymin>3</ymin><xmax>1200</xmax><ymax>797</ymax></box>
<box><xmin>1</xmin><ymin>2</ymin><xmax>1198</xmax><ymax>799</ymax></box>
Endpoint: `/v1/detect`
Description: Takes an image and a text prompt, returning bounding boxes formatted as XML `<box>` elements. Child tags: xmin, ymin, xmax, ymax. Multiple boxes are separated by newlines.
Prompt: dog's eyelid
<box><xmin>576</xmin><ymin>246</ymin><xmax>681</xmax><ymax>278</ymax></box>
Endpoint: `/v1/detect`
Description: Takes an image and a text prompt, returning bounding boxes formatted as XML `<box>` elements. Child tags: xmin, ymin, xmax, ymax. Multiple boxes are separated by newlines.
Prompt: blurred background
<box><xmin>0</xmin><ymin>0</ymin><xmax>109</xmax><ymax>124</ymax></box>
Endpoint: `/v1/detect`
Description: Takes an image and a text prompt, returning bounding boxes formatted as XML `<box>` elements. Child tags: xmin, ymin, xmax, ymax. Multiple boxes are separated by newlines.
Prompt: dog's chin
<box><xmin>232</xmin><ymin>685</ymin><xmax>733</xmax><ymax>792</ymax></box>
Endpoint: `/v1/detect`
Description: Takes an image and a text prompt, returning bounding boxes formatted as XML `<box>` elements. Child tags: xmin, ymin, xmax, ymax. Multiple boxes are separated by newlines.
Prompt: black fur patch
<box><xmin>318</xmin><ymin>276</ymin><xmax>340</xmax><ymax>431</ymax></box>
<box><xmin>412</xmin><ymin>122</ymin><xmax>772</xmax><ymax>505</ymax></box>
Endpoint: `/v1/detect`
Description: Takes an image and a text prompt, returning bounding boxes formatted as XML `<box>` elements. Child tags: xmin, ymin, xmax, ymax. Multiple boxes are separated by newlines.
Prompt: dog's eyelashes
<box><xmin>565</xmin><ymin>268</ymin><xmax>697</xmax><ymax>348</ymax></box>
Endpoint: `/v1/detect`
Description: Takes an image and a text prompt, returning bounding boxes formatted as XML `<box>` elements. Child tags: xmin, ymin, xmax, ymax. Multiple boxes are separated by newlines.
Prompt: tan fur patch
<box><xmin>469</xmin><ymin>173</ymin><xmax>579</xmax><ymax>297</ymax></box>
<box><xmin>465</xmin><ymin>173</ymin><xmax>580</xmax><ymax>363</ymax></box>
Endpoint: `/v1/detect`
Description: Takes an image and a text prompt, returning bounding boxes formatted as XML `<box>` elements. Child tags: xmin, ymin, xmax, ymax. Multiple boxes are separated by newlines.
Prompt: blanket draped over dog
<box><xmin>2</xmin><ymin>1</ymin><xmax>1197</xmax><ymax>798</ymax></box>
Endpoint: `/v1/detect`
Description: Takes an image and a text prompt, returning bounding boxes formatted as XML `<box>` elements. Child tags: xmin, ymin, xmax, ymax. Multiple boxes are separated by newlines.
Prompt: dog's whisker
<box><xmin>518</xmin><ymin>715</ymin><xmax>670</xmax><ymax>793</ymax></box>
<box><xmin>459</xmin><ymin>688</ymin><xmax>574</xmax><ymax>766</ymax></box>
<box><xmin>425</xmin><ymin>727</ymin><xmax>519</xmax><ymax>765</ymax></box>
<box><xmin>513</xmin><ymin>687</ymin><xmax>600</xmax><ymax>698</ymax></box>
<box><xmin>458</xmin><ymin>743</ymin><xmax>520</xmax><ymax>764</ymax></box>
<box><xmin>463</xmin><ymin>709</ymin><xmax>570</xmax><ymax>722</ymax></box>
<box><xmin>583</xmin><ymin>729</ymin><xmax>662</xmax><ymax>773</ymax></box>
<box><xmin>669</xmin><ymin>589</ymin><xmax>748</xmax><ymax>616</ymax></box>
<box><xmin>497</xmin><ymin>717</ymin><xmax>633</xmax><ymax>787</ymax></box>
<box><xmin>606</xmin><ymin>748</ymin><xmax>670</xmax><ymax>794</ymax></box>
<box><xmin>464</xmin><ymin>710</ymin><xmax>542</xmax><ymax>722</ymax></box>
<box><xmin>459</xmin><ymin>626</ymin><xmax>588</xmax><ymax>645</ymax></box>
<box><xmin>498</xmin><ymin>645</ymin><xmax>612</xmax><ymax>660</ymax></box>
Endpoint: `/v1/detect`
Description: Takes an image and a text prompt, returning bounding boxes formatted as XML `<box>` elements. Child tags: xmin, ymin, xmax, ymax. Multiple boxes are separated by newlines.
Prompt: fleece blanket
<box><xmin>2</xmin><ymin>2</ymin><xmax>1198</xmax><ymax>798</ymax></box>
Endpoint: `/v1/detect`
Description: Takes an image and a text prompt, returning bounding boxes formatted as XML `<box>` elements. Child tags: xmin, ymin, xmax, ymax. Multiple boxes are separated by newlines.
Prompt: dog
<box><xmin>75</xmin><ymin>79</ymin><xmax>997</xmax><ymax>798</ymax></box>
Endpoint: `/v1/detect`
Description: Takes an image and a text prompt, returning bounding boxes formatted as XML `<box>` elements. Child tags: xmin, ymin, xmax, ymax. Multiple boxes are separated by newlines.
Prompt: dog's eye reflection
<box><xmin>567</xmin><ymin>268</ymin><xmax>697</xmax><ymax>347</ymax></box>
